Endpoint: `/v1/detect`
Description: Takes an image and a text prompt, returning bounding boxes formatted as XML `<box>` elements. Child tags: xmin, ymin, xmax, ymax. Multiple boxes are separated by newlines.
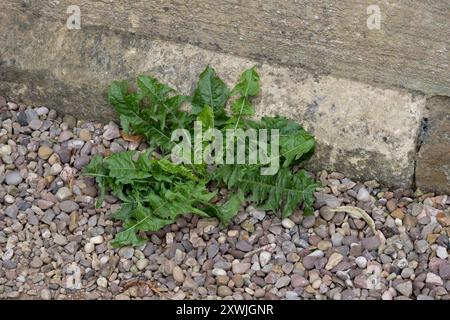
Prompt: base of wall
<box><xmin>1</xmin><ymin>12</ymin><xmax>448</xmax><ymax>192</ymax></box>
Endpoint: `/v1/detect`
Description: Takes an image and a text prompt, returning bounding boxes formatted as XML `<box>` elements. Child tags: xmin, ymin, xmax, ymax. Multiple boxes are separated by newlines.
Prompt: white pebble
<box><xmin>50</xmin><ymin>163</ymin><xmax>63</xmax><ymax>175</ymax></box>
<box><xmin>55</xmin><ymin>186</ymin><xmax>72</xmax><ymax>201</ymax></box>
<box><xmin>7</xmin><ymin>102</ymin><xmax>18</xmax><ymax>110</ymax></box>
<box><xmin>0</xmin><ymin>145</ymin><xmax>12</xmax><ymax>157</ymax></box>
<box><xmin>2</xmin><ymin>248</ymin><xmax>14</xmax><ymax>261</ymax></box>
<box><xmin>355</xmin><ymin>256</ymin><xmax>368</xmax><ymax>269</ymax></box>
<box><xmin>136</xmin><ymin>259</ymin><xmax>149</xmax><ymax>270</ymax></box>
<box><xmin>227</xmin><ymin>230</ymin><xmax>239</xmax><ymax>237</ymax></box>
<box><xmin>4</xmin><ymin>195</ymin><xmax>15</xmax><ymax>204</ymax></box>
<box><xmin>251</xmin><ymin>261</ymin><xmax>261</xmax><ymax>271</ymax></box>
<box><xmin>397</xmin><ymin>258</ymin><xmax>408</xmax><ymax>269</ymax></box>
<box><xmin>97</xmin><ymin>277</ymin><xmax>108</xmax><ymax>288</ymax></box>
<box><xmin>89</xmin><ymin>235</ymin><xmax>104</xmax><ymax>245</ymax></box>
<box><xmin>99</xmin><ymin>256</ymin><xmax>109</xmax><ymax>265</ymax></box>
<box><xmin>36</xmin><ymin>107</ymin><xmax>49</xmax><ymax>116</ymax></box>
<box><xmin>381</xmin><ymin>290</ymin><xmax>393</xmax><ymax>300</ymax></box>
<box><xmin>218</xmin><ymin>235</ymin><xmax>227</xmax><ymax>244</ymax></box>
<box><xmin>259</xmin><ymin>251</ymin><xmax>272</xmax><ymax>267</ymax></box>
<box><xmin>357</xmin><ymin>187</ymin><xmax>370</xmax><ymax>202</ymax></box>
<box><xmin>29</xmin><ymin>119</ymin><xmax>42</xmax><ymax>130</ymax></box>
<box><xmin>281</xmin><ymin>218</ymin><xmax>295</xmax><ymax>229</ymax></box>
<box><xmin>331</xmin><ymin>233</ymin><xmax>344</xmax><ymax>246</ymax></box>
<box><xmin>41</xmin><ymin>229</ymin><xmax>51</xmax><ymax>239</ymax></box>
<box><xmin>40</xmin><ymin>289</ymin><xmax>51</xmax><ymax>300</ymax></box>
<box><xmin>165</xmin><ymin>232</ymin><xmax>174</xmax><ymax>245</ymax></box>
<box><xmin>426</xmin><ymin>272</ymin><xmax>443</xmax><ymax>285</ymax></box>
<box><xmin>84</xmin><ymin>242</ymin><xmax>95</xmax><ymax>254</ymax></box>
<box><xmin>436</xmin><ymin>246</ymin><xmax>448</xmax><ymax>259</ymax></box>
<box><xmin>212</xmin><ymin>268</ymin><xmax>227</xmax><ymax>276</ymax></box>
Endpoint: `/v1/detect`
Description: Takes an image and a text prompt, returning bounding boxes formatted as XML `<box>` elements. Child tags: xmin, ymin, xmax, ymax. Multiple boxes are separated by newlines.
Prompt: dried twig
<box><xmin>243</xmin><ymin>243</ymin><xmax>276</xmax><ymax>258</ymax></box>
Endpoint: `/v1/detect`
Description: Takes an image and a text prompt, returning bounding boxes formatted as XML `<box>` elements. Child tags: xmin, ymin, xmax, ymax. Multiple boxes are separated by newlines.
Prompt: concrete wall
<box><xmin>4</xmin><ymin>0</ymin><xmax>450</xmax><ymax>96</ymax></box>
<box><xmin>0</xmin><ymin>0</ymin><xmax>449</xmax><ymax>192</ymax></box>
<box><xmin>416</xmin><ymin>97</ymin><xmax>450</xmax><ymax>194</ymax></box>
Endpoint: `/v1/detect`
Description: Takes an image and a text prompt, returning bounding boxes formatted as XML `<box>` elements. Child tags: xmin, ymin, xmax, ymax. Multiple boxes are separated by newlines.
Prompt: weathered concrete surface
<box><xmin>416</xmin><ymin>97</ymin><xmax>450</xmax><ymax>194</ymax></box>
<box><xmin>253</xmin><ymin>76</ymin><xmax>425</xmax><ymax>189</ymax></box>
<box><xmin>1</xmin><ymin>0</ymin><xmax>449</xmax><ymax>96</ymax></box>
<box><xmin>0</xmin><ymin>7</ymin><xmax>426</xmax><ymax>188</ymax></box>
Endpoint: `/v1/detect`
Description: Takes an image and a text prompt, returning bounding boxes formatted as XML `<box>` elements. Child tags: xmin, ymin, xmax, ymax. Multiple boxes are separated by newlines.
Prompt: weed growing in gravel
<box><xmin>84</xmin><ymin>66</ymin><xmax>320</xmax><ymax>246</ymax></box>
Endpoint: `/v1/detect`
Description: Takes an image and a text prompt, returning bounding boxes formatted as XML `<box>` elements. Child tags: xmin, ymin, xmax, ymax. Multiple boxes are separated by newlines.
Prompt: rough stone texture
<box><xmin>0</xmin><ymin>0</ymin><xmax>438</xmax><ymax>188</ymax></box>
<box><xmin>416</xmin><ymin>97</ymin><xmax>450</xmax><ymax>194</ymax></box>
<box><xmin>1</xmin><ymin>0</ymin><xmax>449</xmax><ymax>96</ymax></box>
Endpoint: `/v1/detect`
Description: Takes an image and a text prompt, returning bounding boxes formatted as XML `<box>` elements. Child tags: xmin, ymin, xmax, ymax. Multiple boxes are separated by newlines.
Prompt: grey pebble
<box><xmin>394</xmin><ymin>281</ymin><xmax>412</xmax><ymax>297</ymax></box>
<box><xmin>74</xmin><ymin>155</ymin><xmax>90</xmax><ymax>170</ymax></box>
<box><xmin>119</xmin><ymin>247</ymin><xmax>134</xmax><ymax>259</ymax></box>
<box><xmin>302</xmin><ymin>216</ymin><xmax>316</xmax><ymax>228</ymax></box>
<box><xmin>275</xmin><ymin>276</ymin><xmax>291</xmax><ymax>288</ymax></box>
<box><xmin>232</xmin><ymin>262</ymin><xmax>250</xmax><ymax>274</ymax></box>
<box><xmin>59</xmin><ymin>200</ymin><xmax>79</xmax><ymax>213</ymax></box>
<box><xmin>361</xmin><ymin>236</ymin><xmax>381</xmax><ymax>250</ymax></box>
<box><xmin>5</xmin><ymin>205</ymin><xmax>18</xmax><ymax>219</ymax></box>
<box><xmin>5</xmin><ymin>171</ymin><xmax>22</xmax><ymax>185</ymax></box>
<box><xmin>235</xmin><ymin>240</ymin><xmax>252</xmax><ymax>252</ymax></box>
<box><xmin>30</xmin><ymin>257</ymin><xmax>43</xmax><ymax>268</ymax></box>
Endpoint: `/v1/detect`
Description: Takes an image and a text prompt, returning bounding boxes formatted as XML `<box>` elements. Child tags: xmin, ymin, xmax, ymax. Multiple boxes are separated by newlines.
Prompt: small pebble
<box><xmin>5</xmin><ymin>171</ymin><xmax>22</xmax><ymax>185</ymax></box>
<box><xmin>436</xmin><ymin>246</ymin><xmax>448</xmax><ymax>259</ymax></box>
<box><xmin>90</xmin><ymin>235</ymin><xmax>104</xmax><ymax>244</ymax></box>
<box><xmin>281</xmin><ymin>218</ymin><xmax>295</xmax><ymax>229</ymax></box>
<box><xmin>38</xmin><ymin>145</ymin><xmax>53</xmax><ymax>159</ymax></box>
<box><xmin>355</xmin><ymin>256</ymin><xmax>367</xmax><ymax>269</ymax></box>
<box><xmin>173</xmin><ymin>266</ymin><xmax>185</xmax><ymax>283</ymax></box>
<box><xmin>357</xmin><ymin>187</ymin><xmax>370</xmax><ymax>202</ymax></box>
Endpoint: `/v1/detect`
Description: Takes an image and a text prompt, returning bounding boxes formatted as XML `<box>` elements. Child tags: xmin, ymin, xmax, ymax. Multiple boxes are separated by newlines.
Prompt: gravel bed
<box><xmin>0</xmin><ymin>98</ymin><xmax>449</xmax><ymax>300</ymax></box>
